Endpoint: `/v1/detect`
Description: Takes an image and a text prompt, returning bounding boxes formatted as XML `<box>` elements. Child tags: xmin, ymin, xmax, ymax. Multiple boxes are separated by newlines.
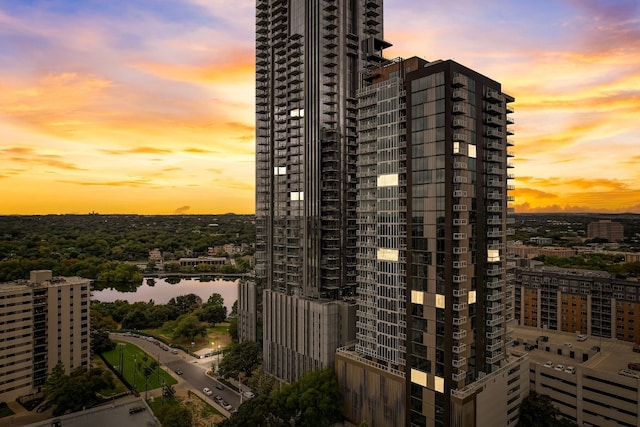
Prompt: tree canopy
<box><xmin>517</xmin><ymin>391</ymin><xmax>578</xmax><ymax>427</ymax></box>
<box><xmin>219</xmin><ymin>368</ymin><xmax>342</xmax><ymax>427</ymax></box>
<box><xmin>217</xmin><ymin>341</ymin><xmax>261</xmax><ymax>379</ymax></box>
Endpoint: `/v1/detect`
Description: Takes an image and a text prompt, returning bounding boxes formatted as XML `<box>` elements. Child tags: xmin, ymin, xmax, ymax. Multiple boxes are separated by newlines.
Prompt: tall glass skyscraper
<box><xmin>253</xmin><ymin>0</ymin><xmax>390</xmax><ymax>382</ymax></box>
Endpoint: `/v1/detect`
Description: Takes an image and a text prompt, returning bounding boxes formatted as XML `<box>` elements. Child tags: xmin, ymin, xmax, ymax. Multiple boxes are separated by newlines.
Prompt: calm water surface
<box><xmin>92</xmin><ymin>277</ymin><xmax>238</xmax><ymax>313</ymax></box>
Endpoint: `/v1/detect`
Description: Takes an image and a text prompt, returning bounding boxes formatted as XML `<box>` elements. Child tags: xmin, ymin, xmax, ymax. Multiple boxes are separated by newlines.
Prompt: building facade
<box><xmin>0</xmin><ymin>270</ymin><xmax>90</xmax><ymax>401</ymax></box>
<box><xmin>340</xmin><ymin>56</ymin><xmax>517</xmax><ymax>426</ymax></box>
<box><xmin>252</xmin><ymin>0</ymin><xmax>391</xmax><ymax>381</ymax></box>
<box><xmin>587</xmin><ymin>219</ymin><xmax>624</xmax><ymax>242</ymax></box>
<box><xmin>515</xmin><ymin>266</ymin><xmax>640</xmax><ymax>343</ymax></box>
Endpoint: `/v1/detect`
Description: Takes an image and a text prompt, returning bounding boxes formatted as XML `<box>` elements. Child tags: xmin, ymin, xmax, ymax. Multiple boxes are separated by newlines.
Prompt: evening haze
<box><xmin>1</xmin><ymin>0</ymin><xmax>639</xmax><ymax>215</ymax></box>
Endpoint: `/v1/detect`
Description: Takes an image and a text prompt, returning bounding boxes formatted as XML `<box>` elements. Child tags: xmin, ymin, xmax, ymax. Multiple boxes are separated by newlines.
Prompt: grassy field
<box><xmin>145</xmin><ymin>321</ymin><xmax>232</xmax><ymax>352</ymax></box>
<box><xmin>102</xmin><ymin>341</ymin><xmax>177</xmax><ymax>392</ymax></box>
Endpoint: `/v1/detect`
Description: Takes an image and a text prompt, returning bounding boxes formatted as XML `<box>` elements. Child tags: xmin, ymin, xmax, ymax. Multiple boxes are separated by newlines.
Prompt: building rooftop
<box><xmin>509</xmin><ymin>325</ymin><xmax>640</xmax><ymax>375</ymax></box>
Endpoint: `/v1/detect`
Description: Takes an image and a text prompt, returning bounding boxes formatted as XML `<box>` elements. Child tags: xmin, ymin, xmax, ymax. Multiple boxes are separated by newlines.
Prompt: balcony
<box><xmin>452</xmin><ymin>357</ymin><xmax>467</xmax><ymax>368</ymax></box>
<box><xmin>452</xmin><ymin>103</ymin><xmax>466</xmax><ymax>114</ymax></box>
<box><xmin>486</xmin><ymin>352</ymin><xmax>504</xmax><ymax>365</ymax></box>
<box><xmin>453</xmin><ymin>218</ymin><xmax>468</xmax><ymax>226</ymax></box>
<box><xmin>487</xmin><ymin>279</ymin><xmax>504</xmax><ymax>289</ymax></box>
<box><xmin>485</xmin><ymin>129</ymin><xmax>505</xmax><ymax>139</ymax></box>
<box><xmin>486</xmin><ymin>329</ymin><xmax>502</xmax><ymax>340</ymax></box>
<box><xmin>487</xmin><ymin>291</ymin><xmax>504</xmax><ymax>302</ymax></box>
<box><xmin>452</xmin><ymin>90</ymin><xmax>467</xmax><ymax>101</ymax></box>
<box><xmin>486</xmin><ymin>315</ymin><xmax>504</xmax><ymax>327</ymax></box>
<box><xmin>487</xmin><ymin>340</ymin><xmax>503</xmax><ymax>352</ymax></box>
<box><xmin>453</xmin><ymin>275</ymin><xmax>467</xmax><ymax>283</ymax></box>
<box><xmin>453</xmin><ymin>302</ymin><xmax>468</xmax><ymax>311</ymax></box>
<box><xmin>452</xmin><ymin>344</ymin><xmax>467</xmax><ymax>354</ymax></box>
<box><xmin>453</xmin><ymin>316</ymin><xmax>467</xmax><ymax>326</ymax></box>
<box><xmin>453</xmin><ymin>204</ymin><xmax>468</xmax><ymax>212</ymax></box>
<box><xmin>452</xmin><ymin>76</ymin><xmax>466</xmax><ymax>87</ymax></box>
<box><xmin>453</xmin><ymin>329</ymin><xmax>467</xmax><ymax>340</ymax></box>
<box><xmin>453</xmin><ymin>190</ymin><xmax>468</xmax><ymax>198</ymax></box>
<box><xmin>452</xmin><ymin>370</ymin><xmax>466</xmax><ymax>381</ymax></box>
<box><xmin>453</xmin><ymin>288</ymin><xmax>467</xmax><ymax>297</ymax></box>
<box><xmin>453</xmin><ymin>260</ymin><xmax>467</xmax><ymax>268</ymax></box>
<box><xmin>487</xmin><ymin>303</ymin><xmax>504</xmax><ymax>314</ymax></box>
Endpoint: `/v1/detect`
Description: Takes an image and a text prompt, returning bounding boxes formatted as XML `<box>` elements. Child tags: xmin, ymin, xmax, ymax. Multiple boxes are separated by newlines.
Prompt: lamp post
<box><xmin>133</xmin><ymin>354</ymin><xmax>137</xmax><ymax>390</ymax></box>
<box><xmin>217</xmin><ymin>345</ymin><xmax>221</xmax><ymax>366</ymax></box>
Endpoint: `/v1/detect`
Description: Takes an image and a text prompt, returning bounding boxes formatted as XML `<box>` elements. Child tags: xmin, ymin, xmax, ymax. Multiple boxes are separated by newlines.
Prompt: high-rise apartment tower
<box><xmin>337</xmin><ymin>57</ymin><xmax>519</xmax><ymax>427</ymax></box>
<box><xmin>253</xmin><ymin>0</ymin><xmax>390</xmax><ymax>381</ymax></box>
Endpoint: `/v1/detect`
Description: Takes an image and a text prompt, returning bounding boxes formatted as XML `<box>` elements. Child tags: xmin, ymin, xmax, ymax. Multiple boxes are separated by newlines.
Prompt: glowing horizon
<box><xmin>1</xmin><ymin>0</ymin><xmax>639</xmax><ymax>214</ymax></box>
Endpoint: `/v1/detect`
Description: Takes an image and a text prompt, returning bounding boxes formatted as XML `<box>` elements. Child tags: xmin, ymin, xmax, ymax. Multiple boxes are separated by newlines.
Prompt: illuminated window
<box><xmin>453</xmin><ymin>141</ymin><xmax>462</xmax><ymax>154</ymax></box>
<box><xmin>468</xmin><ymin>144</ymin><xmax>476</xmax><ymax>158</ymax></box>
<box><xmin>411</xmin><ymin>369</ymin><xmax>427</xmax><ymax>387</ymax></box>
<box><xmin>290</xmin><ymin>191</ymin><xmax>304</xmax><ymax>201</ymax></box>
<box><xmin>436</xmin><ymin>294</ymin><xmax>445</xmax><ymax>309</ymax></box>
<box><xmin>434</xmin><ymin>376</ymin><xmax>444</xmax><ymax>393</ymax></box>
<box><xmin>377</xmin><ymin>174</ymin><xmax>398</xmax><ymax>187</ymax></box>
<box><xmin>487</xmin><ymin>249</ymin><xmax>500</xmax><ymax>262</ymax></box>
<box><xmin>412</xmin><ymin>290</ymin><xmax>424</xmax><ymax>304</ymax></box>
<box><xmin>468</xmin><ymin>290</ymin><xmax>476</xmax><ymax>304</ymax></box>
<box><xmin>377</xmin><ymin>248</ymin><xmax>398</xmax><ymax>261</ymax></box>
<box><xmin>274</xmin><ymin>166</ymin><xmax>287</xmax><ymax>176</ymax></box>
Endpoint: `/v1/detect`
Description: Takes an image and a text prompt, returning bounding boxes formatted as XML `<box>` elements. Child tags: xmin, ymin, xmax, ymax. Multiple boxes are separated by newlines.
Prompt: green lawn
<box><xmin>102</xmin><ymin>341</ymin><xmax>177</xmax><ymax>393</ymax></box>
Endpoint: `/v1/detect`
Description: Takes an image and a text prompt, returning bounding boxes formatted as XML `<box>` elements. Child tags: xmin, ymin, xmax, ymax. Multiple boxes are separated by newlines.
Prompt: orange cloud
<box><xmin>100</xmin><ymin>147</ymin><xmax>173</xmax><ymax>155</ymax></box>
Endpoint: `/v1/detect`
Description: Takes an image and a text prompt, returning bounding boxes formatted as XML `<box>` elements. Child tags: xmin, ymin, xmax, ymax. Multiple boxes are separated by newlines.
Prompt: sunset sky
<box><xmin>1</xmin><ymin>0</ymin><xmax>639</xmax><ymax>215</ymax></box>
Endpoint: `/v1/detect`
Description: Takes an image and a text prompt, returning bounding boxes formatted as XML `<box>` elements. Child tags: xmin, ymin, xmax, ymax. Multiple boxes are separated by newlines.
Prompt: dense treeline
<box><xmin>220</xmin><ymin>368</ymin><xmax>342</xmax><ymax>427</ymax></box>
<box><xmin>534</xmin><ymin>255</ymin><xmax>640</xmax><ymax>277</ymax></box>
<box><xmin>91</xmin><ymin>292</ymin><xmax>228</xmax><ymax>331</ymax></box>
<box><xmin>0</xmin><ymin>214</ymin><xmax>254</xmax><ymax>282</ymax></box>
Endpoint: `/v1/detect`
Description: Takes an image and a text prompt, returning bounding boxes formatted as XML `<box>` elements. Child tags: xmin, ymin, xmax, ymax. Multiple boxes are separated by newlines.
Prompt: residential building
<box><xmin>178</xmin><ymin>256</ymin><xmax>228</xmax><ymax>268</ymax></box>
<box><xmin>0</xmin><ymin>270</ymin><xmax>91</xmax><ymax>402</ymax></box>
<box><xmin>587</xmin><ymin>219</ymin><xmax>624</xmax><ymax>242</ymax></box>
<box><xmin>515</xmin><ymin>265</ymin><xmax>640</xmax><ymax>343</ymax></box>
<box><xmin>338</xmin><ymin>56</ymin><xmax>518</xmax><ymax>426</ymax></box>
<box><xmin>249</xmin><ymin>0</ymin><xmax>389</xmax><ymax>382</ymax></box>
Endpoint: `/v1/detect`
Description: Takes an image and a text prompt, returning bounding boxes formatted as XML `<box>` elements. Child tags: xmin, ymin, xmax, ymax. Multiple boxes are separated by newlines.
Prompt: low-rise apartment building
<box><xmin>515</xmin><ymin>266</ymin><xmax>640</xmax><ymax>343</ymax></box>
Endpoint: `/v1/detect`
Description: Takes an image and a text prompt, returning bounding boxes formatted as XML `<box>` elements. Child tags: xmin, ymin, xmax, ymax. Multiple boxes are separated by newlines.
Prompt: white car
<box><xmin>564</xmin><ymin>366</ymin><xmax>576</xmax><ymax>374</ymax></box>
<box><xmin>243</xmin><ymin>391</ymin><xmax>255</xmax><ymax>398</ymax></box>
<box><xmin>203</xmin><ymin>387</ymin><xmax>213</xmax><ymax>396</ymax></box>
<box><xmin>543</xmin><ymin>360</ymin><xmax>554</xmax><ymax>368</ymax></box>
<box><xmin>619</xmin><ymin>369</ymin><xmax>640</xmax><ymax>379</ymax></box>
<box><xmin>554</xmin><ymin>364</ymin><xmax>565</xmax><ymax>371</ymax></box>
<box><xmin>576</xmin><ymin>334</ymin><xmax>587</xmax><ymax>342</ymax></box>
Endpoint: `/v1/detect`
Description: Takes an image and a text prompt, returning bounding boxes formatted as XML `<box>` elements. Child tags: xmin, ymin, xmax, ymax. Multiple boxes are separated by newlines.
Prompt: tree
<box><xmin>198</xmin><ymin>304</ymin><xmax>227</xmax><ymax>325</ymax></box>
<box><xmin>91</xmin><ymin>329</ymin><xmax>115</xmax><ymax>354</ymax></box>
<box><xmin>43</xmin><ymin>362</ymin><xmax>67</xmax><ymax>403</ymax></box>
<box><xmin>217</xmin><ymin>341</ymin><xmax>261</xmax><ymax>379</ymax></box>
<box><xmin>173</xmin><ymin>314</ymin><xmax>207</xmax><ymax>341</ymax></box>
<box><xmin>518</xmin><ymin>391</ymin><xmax>578</xmax><ymax>427</ymax></box>
<box><xmin>156</xmin><ymin>403</ymin><xmax>193</xmax><ymax>427</ymax></box>
<box><xmin>228</xmin><ymin>316</ymin><xmax>239</xmax><ymax>342</ymax></box>
<box><xmin>168</xmin><ymin>294</ymin><xmax>202</xmax><ymax>314</ymax></box>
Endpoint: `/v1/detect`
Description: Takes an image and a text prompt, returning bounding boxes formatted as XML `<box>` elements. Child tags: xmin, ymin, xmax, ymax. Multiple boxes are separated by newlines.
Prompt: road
<box><xmin>109</xmin><ymin>334</ymin><xmax>242</xmax><ymax>411</ymax></box>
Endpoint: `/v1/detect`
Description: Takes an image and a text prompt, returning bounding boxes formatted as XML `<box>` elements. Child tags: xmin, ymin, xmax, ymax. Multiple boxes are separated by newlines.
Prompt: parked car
<box><xmin>633</xmin><ymin>344</ymin><xmax>640</xmax><ymax>353</ymax></box>
<box><xmin>203</xmin><ymin>387</ymin><xmax>213</xmax><ymax>396</ymax></box>
<box><xmin>554</xmin><ymin>364</ymin><xmax>565</xmax><ymax>371</ymax></box>
<box><xmin>524</xmin><ymin>344</ymin><xmax>535</xmax><ymax>351</ymax></box>
<box><xmin>619</xmin><ymin>369</ymin><xmax>640</xmax><ymax>379</ymax></box>
<box><xmin>215</xmin><ymin>383</ymin><xmax>224</xmax><ymax>390</ymax></box>
<box><xmin>564</xmin><ymin>366</ymin><xmax>576</xmax><ymax>374</ymax></box>
<box><xmin>171</xmin><ymin>349</ymin><xmax>179</xmax><ymax>354</ymax></box>
<box><xmin>214</xmin><ymin>395</ymin><xmax>223</xmax><ymax>402</ymax></box>
<box><xmin>243</xmin><ymin>391</ymin><xmax>255</xmax><ymax>398</ymax></box>
<box><xmin>538</xmin><ymin>335</ymin><xmax>549</xmax><ymax>342</ymax></box>
<box><xmin>129</xmin><ymin>406</ymin><xmax>146</xmax><ymax>414</ymax></box>
<box><xmin>543</xmin><ymin>361</ymin><xmax>554</xmax><ymax>368</ymax></box>
<box><xmin>628</xmin><ymin>363</ymin><xmax>640</xmax><ymax>371</ymax></box>
<box><xmin>174</xmin><ymin>369</ymin><xmax>183</xmax><ymax>375</ymax></box>
<box><xmin>222</xmin><ymin>401</ymin><xmax>233</xmax><ymax>410</ymax></box>
<box><xmin>576</xmin><ymin>334</ymin><xmax>587</xmax><ymax>342</ymax></box>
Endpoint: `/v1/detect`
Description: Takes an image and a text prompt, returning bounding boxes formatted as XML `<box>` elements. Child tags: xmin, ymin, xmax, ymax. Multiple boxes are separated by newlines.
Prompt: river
<box><xmin>91</xmin><ymin>277</ymin><xmax>238</xmax><ymax>313</ymax></box>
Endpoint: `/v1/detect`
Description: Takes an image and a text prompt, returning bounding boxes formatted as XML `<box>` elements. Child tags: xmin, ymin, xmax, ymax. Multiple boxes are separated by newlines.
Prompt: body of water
<box><xmin>92</xmin><ymin>277</ymin><xmax>238</xmax><ymax>313</ymax></box>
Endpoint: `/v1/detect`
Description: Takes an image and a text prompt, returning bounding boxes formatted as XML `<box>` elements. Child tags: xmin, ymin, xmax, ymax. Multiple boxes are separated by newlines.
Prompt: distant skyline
<box><xmin>1</xmin><ymin>0</ymin><xmax>639</xmax><ymax>214</ymax></box>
